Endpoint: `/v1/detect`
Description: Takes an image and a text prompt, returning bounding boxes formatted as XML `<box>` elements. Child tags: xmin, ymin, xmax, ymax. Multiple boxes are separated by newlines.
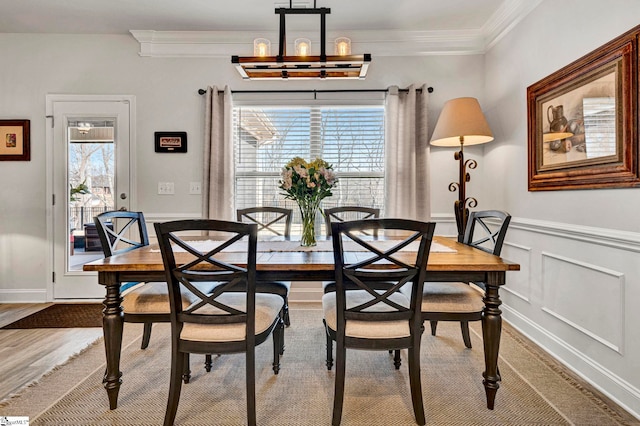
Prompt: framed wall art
<box><xmin>0</xmin><ymin>119</ymin><xmax>30</xmax><ymax>161</ymax></box>
<box><xmin>527</xmin><ymin>25</ymin><xmax>640</xmax><ymax>191</ymax></box>
<box><xmin>154</xmin><ymin>131</ymin><xmax>187</xmax><ymax>153</ymax></box>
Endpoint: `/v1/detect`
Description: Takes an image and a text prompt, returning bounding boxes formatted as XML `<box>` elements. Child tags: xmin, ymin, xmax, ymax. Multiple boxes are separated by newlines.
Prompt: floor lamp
<box><xmin>430</xmin><ymin>97</ymin><xmax>494</xmax><ymax>242</ymax></box>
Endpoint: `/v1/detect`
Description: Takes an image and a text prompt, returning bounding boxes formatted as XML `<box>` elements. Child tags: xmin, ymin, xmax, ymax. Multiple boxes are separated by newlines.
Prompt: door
<box><xmin>46</xmin><ymin>95</ymin><xmax>135</xmax><ymax>299</ymax></box>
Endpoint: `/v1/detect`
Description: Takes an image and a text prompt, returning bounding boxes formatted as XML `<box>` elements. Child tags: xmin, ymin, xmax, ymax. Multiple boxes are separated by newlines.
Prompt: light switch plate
<box><xmin>189</xmin><ymin>182</ymin><xmax>202</xmax><ymax>195</ymax></box>
<box><xmin>158</xmin><ymin>182</ymin><xmax>175</xmax><ymax>195</ymax></box>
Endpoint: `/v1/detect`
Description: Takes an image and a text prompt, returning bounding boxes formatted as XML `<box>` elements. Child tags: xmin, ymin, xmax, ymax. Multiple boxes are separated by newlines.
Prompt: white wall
<box><xmin>484</xmin><ymin>0</ymin><xmax>640</xmax><ymax>418</ymax></box>
<box><xmin>0</xmin><ymin>32</ymin><xmax>483</xmax><ymax>299</ymax></box>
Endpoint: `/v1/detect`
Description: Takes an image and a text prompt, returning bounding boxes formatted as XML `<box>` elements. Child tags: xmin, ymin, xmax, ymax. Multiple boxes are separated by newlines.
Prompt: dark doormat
<box><xmin>2</xmin><ymin>304</ymin><xmax>103</xmax><ymax>329</ymax></box>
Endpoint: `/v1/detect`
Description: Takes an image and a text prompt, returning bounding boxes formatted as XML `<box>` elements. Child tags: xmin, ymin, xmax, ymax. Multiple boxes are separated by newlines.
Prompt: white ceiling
<box><xmin>3</xmin><ymin>0</ymin><xmax>514</xmax><ymax>34</ymax></box>
<box><xmin>1</xmin><ymin>0</ymin><xmax>541</xmax><ymax>55</ymax></box>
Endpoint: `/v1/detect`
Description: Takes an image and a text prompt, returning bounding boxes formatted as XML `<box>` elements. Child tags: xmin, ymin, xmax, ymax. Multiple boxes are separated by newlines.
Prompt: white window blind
<box><xmin>233</xmin><ymin>105</ymin><xmax>385</xmax><ymax>235</ymax></box>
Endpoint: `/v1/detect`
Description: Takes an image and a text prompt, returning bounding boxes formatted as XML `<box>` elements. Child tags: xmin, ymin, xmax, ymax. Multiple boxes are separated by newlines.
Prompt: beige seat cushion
<box><xmin>122</xmin><ymin>282</ymin><xmax>216</xmax><ymax>315</ymax></box>
<box><xmin>180</xmin><ymin>293</ymin><xmax>284</xmax><ymax>342</ymax></box>
<box><xmin>322</xmin><ymin>290</ymin><xmax>411</xmax><ymax>339</ymax></box>
<box><xmin>420</xmin><ymin>282</ymin><xmax>485</xmax><ymax>313</ymax></box>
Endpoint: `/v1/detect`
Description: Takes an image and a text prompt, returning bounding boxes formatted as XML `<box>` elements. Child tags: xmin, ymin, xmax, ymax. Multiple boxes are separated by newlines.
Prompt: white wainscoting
<box><xmin>502</xmin><ymin>217</ymin><xmax>640</xmax><ymax>420</ymax></box>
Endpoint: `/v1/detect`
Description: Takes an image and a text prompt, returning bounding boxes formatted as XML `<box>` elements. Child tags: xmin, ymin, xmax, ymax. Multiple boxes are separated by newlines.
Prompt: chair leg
<box><xmin>332</xmin><ymin>340</ymin><xmax>347</xmax><ymax>426</ymax></box>
<box><xmin>163</xmin><ymin>346</ymin><xmax>185</xmax><ymax>426</ymax></box>
<box><xmin>279</xmin><ymin>308</ymin><xmax>286</xmax><ymax>356</ymax></box>
<box><xmin>205</xmin><ymin>354</ymin><xmax>213</xmax><ymax>372</ymax></box>
<box><xmin>141</xmin><ymin>322</ymin><xmax>153</xmax><ymax>349</ymax></box>
<box><xmin>283</xmin><ymin>297</ymin><xmax>291</xmax><ymax>327</ymax></box>
<box><xmin>182</xmin><ymin>353</ymin><xmax>191</xmax><ymax>384</ymax></box>
<box><xmin>272</xmin><ymin>317</ymin><xmax>283</xmax><ymax>374</ymax></box>
<box><xmin>460</xmin><ymin>321</ymin><xmax>472</xmax><ymax>349</ymax></box>
<box><xmin>324</xmin><ymin>319</ymin><xmax>333</xmax><ymax>370</ymax></box>
<box><xmin>246</xmin><ymin>347</ymin><xmax>257</xmax><ymax>426</ymax></box>
<box><xmin>393</xmin><ymin>350</ymin><xmax>402</xmax><ymax>370</ymax></box>
<box><xmin>430</xmin><ymin>320</ymin><xmax>438</xmax><ymax>336</ymax></box>
<box><xmin>408</xmin><ymin>339</ymin><xmax>426</xmax><ymax>425</ymax></box>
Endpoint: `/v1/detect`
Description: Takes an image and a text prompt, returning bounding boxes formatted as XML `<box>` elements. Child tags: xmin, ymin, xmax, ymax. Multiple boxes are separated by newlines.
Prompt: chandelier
<box><xmin>231</xmin><ymin>1</ymin><xmax>371</xmax><ymax>80</ymax></box>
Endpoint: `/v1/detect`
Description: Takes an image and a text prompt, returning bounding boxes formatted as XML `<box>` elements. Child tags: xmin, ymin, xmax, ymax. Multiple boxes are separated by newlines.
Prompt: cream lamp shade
<box><xmin>430</xmin><ymin>97</ymin><xmax>494</xmax><ymax>147</ymax></box>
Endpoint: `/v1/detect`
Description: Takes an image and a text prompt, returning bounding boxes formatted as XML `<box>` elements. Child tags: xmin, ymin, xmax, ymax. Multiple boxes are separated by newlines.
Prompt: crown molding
<box><xmin>481</xmin><ymin>0</ymin><xmax>544</xmax><ymax>50</ymax></box>
<box><xmin>130</xmin><ymin>0</ymin><xmax>539</xmax><ymax>58</ymax></box>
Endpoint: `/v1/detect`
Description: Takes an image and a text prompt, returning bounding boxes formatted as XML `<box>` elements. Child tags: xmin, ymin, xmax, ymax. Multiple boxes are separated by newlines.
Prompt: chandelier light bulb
<box><xmin>295</xmin><ymin>38</ymin><xmax>311</xmax><ymax>56</ymax></box>
<box><xmin>253</xmin><ymin>38</ymin><xmax>271</xmax><ymax>57</ymax></box>
<box><xmin>334</xmin><ymin>37</ymin><xmax>351</xmax><ymax>56</ymax></box>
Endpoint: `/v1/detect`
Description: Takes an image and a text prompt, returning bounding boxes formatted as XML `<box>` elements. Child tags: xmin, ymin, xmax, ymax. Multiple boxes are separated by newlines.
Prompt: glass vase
<box><xmin>299</xmin><ymin>204</ymin><xmax>317</xmax><ymax>247</ymax></box>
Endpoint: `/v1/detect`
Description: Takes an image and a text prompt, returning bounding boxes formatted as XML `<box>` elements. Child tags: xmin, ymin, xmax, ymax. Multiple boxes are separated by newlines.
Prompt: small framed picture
<box><xmin>155</xmin><ymin>131</ymin><xmax>187</xmax><ymax>153</ymax></box>
<box><xmin>0</xmin><ymin>119</ymin><xmax>30</xmax><ymax>161</ymax></box>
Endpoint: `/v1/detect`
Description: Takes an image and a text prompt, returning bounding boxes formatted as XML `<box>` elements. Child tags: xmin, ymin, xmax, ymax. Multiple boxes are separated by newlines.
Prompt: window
<box><xmin>234</xmin><ymin>105</ymin><xmax>385</xmax><ymax>234</ymax></box>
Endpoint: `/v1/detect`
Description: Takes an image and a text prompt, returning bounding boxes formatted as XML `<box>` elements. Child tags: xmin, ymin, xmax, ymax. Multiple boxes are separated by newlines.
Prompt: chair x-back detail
<box><xmin>237</xmin><ymin>207</ymin><xmax>292</xmax><ymax>238</ymax></box>
<box><xmin>322</xmin><ymin>207</ymin><xmax>381</xmax><ymax>295</ymax></box>
<box><xmin>323</xmin><ymin>206</ymin><xmax>380</xmax><ymax>238</ymax></box>
<box><xmin>237</xmin><ymin>207</ymin><xmax>293</xmax><ymax>326</ymax></box>
<box><xmin>155</xmin><ymin>219</ymin><xmax>284</xmax><ymax>426</ymax></box>
<box><xmin>420</xmin><ymin>210</ymin><xmax>511</xmax><ymax>348</ymax></box>
<box><xmin>323</xmin><ymin>218</ymin><xmax>436</xmax><ymax>425</ymax></box>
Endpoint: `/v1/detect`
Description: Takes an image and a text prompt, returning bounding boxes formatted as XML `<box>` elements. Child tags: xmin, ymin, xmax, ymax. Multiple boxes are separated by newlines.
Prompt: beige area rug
<box><xmin>0</xmin><ymin>306</ymin><xmax>635</xmax><ymax>425</ymax></box>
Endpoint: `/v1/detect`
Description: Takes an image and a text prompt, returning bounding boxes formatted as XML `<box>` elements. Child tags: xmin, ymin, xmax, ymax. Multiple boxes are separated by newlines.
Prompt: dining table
<box><xmin>83</xmin><ymin>235</ymin><xmax>520</xmax><ymax>411</ymax></box>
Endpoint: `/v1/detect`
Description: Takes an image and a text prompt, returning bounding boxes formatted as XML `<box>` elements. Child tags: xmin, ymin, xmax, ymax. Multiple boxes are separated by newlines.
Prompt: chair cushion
<box><xmin>211</xmin><ymin>281</ymin><xmax>290</xmax><ymax>297</ymax></box>
<box><xmin>122</xmin><ymin>282</ymin><xmax>216</xmax><ymax>315</ymax></box>
<box><xmin>256</xmin><ymin>281</ymin><xmax>290</xmax><ymax>296</ymax></box>
<box><xmin>322</xmin><ymin>290</ymin><xmax>411</xmax><ymax>339</ymax></box>
<box><xmin>180</xmin><ymin>293</ymin><xmax>284</xmax><ymax>342</ymax></box>
<box><xmin>420</xmin><ymin>282</ymin><xmax>485</xmax><ymax>313</ymax></box>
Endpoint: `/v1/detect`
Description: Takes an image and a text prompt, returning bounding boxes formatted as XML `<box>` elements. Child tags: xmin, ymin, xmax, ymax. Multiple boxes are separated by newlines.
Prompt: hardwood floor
<box><xmin>0</xmin><ymin>303</ymin><xmax>102</xmax><ymax>402</ymax></box>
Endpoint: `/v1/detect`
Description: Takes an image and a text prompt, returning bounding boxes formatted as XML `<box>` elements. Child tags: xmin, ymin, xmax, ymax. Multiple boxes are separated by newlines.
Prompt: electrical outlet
<box><xmin>158</xmin><ymin>182</ymin><xmax>175</xmax><ymax>195</ymax></box>
<box><xmin>189</xmin><ymin>182</ymin><xmax>202</xmax><ymax>195</ymax></box>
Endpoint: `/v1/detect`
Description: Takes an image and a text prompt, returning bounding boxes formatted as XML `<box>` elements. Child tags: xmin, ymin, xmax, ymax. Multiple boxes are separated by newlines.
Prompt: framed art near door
<box><xmin>155</xmin><ymin>131</ymin><xmax>187</xmax><ymax>153</ymax></box>
<box><xmin>527</xmin><ymin>25</ymin><xmax>640</xmax><ymax>191</ymax></box>
<box><xmin>0</xmin><ymin>119</ymin><xmax>30</xmax><ymax>161</ymax></box>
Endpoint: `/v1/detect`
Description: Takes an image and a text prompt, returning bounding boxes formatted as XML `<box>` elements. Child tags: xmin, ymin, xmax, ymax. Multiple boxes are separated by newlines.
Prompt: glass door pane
<box><xmin>68</xmin><ymin>119</ymin><xmax>115</xmax><ymax>271</ymax></box>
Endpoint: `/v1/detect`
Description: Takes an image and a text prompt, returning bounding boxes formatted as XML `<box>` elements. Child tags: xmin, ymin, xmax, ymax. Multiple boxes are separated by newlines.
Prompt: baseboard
<box><xmin>0</xmin><ymin>289</ymin><xmax>48</xmax><ymax>303</ymax></box>
<box><xmin>503</xmin><ymin>305</ymin><xmax>640</xmax><ymax>421</ymax></box>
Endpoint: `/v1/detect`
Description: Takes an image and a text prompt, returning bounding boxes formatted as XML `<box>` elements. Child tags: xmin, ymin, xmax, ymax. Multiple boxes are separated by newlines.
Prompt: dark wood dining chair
<box><xmin>237</xmin><ymin>206</ymin><xmax>293</xmax><ymax>326</ymax></box>
<box><xmin>95</xmin><ymin>211</ymin><xmax>217</xmax><ymax>381</ymax></box>
<box><xmin>94</xmin><ymin>211</ymin><xmax>166</xmax><ymax>350</ymax></box>
<box><xmin>322</xmin><ymin>206</ymin><xmax>381</xmax><ymax>294</ymax></box>
<box><xmin>420</xmin><ymin>210</ymin><xmax>511</xmax><ymax>348</ymax></box>
<box><xmin>237</xmin><ymin>206</ymin><xmax>292</xmax><ymax>238</ymax></box>
<box><xmin>323</xmin><ymin>206</ymin><xmax>380</xmax><ymax>237</ymax></box>
<box><xmin>155</xmin><ymin>219</ymin><xmax>284</xmax><ymax>426</ymax></box>
<box><xmin>322</xmin><ymin>218</ymin><xmax>436</xmax><ymax>426</ymax></box>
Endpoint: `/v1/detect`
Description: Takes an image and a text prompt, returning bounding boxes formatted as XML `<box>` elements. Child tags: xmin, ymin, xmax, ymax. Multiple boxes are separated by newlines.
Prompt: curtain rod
<box><xmin>197</xmin><ymin>87</ymin><xmax>433</xmax><ymax>95</ymax></box>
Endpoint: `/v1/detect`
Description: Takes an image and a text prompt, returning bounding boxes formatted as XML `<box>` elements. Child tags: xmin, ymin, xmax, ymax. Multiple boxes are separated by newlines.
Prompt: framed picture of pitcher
<box><xmin>527</xmin><ymin>25</ymin><xmax>640</xmax><ymax>191</ymax></box>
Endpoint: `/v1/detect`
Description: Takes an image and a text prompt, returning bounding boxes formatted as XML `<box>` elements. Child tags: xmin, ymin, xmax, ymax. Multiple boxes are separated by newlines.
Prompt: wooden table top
<box><xmin>83</xmin><ymin>236</ymin><xmax>520</xmax><ymax>274</ymax></box>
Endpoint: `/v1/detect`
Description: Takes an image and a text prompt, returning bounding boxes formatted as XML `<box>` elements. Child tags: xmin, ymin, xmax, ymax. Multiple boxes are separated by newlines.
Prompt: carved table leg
<box><xmin>100</xmin><ymin>272</ymin><xmax>124</xmax><ymax>410</ymax></box>
<box><xmin>482</xmin><ymin>271</ymin><xmax>504</xmax><ymax>410</ymax></box>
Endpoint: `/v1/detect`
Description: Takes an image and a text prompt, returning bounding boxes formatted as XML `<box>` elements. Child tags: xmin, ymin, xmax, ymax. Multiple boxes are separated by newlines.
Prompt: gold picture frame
<box><xmin>0</xmin><ymin>119</ymin><xmax>30</xmax><ymax>161</ymax></box>
<box><xmin>527</xmin><ymin>25</ymin><xmax>639</xmax><ymax>191</ymax></box>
